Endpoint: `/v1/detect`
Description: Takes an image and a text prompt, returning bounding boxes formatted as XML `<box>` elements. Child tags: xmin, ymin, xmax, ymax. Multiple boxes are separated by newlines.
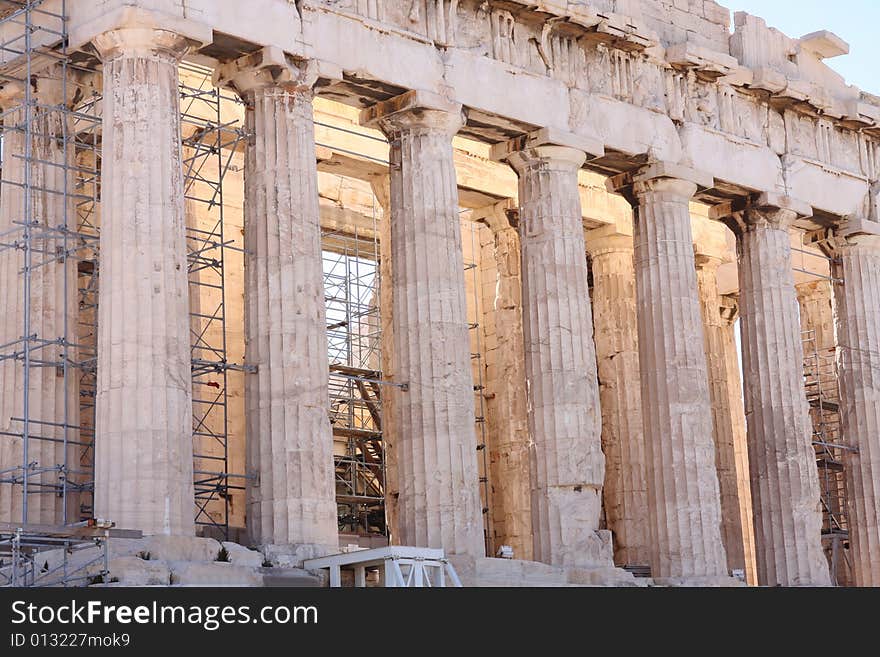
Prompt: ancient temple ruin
<box><xmin>0</xmin><ymin>0</ymin><xmax>878</xmax><ymax>587</ymax></box>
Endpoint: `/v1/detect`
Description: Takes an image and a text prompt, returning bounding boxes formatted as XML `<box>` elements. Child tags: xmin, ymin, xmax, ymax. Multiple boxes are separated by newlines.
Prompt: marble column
<box><xmin>216</xmin><ymin>49</ymin><xmax>338</xmax><ymax>548</ymax></box>
<box><xmin>92</xmin><ymin>28</ymin><xmax>195</xmax><ymax>536</ymax></box>
<box><xmin>494</xmin><ymin>131</ymin><xmax>609</xmax><ymax>568</ymax></box>
<box><xmin>611</xmin><ymin>163</ymin><xmax>729</xmax><ymax>583</ymax></box>
<box><xmin>369</xmin><ymin>174</ymin><xmax>400</xmax><ymax>545</ymax></box>
<box><xmin>717</xmin><ymin>193</ymin><xmax>830</xmax><ymax>586</ymax></box>
<box><xmin>584</xmin><ymin>229</ymin><xmax>650</xmax><ymax>568</ymax></box>
<box><xmin>721</xmin><ymin>294</ymin><xmax>760</xmax><ymax>585</ymax></box>
<box><xmin>0</xmin><ymin>71</ymin><xmax>81</xmax><ymax>525</ymax></box>
<box><xmin>796</xmin><ymin>278</ymin><xmax>846</xmax><ymax>581</ymax></box>
<box><xmin>695</xmin><ymin>254</ymin><xmax>755</xmax><ymax>582</ymax></box>
<box><xmin>360</xmin><ymin>91</ymin><xmax>483</xmax><ymax>557</ymax></box>
<box><xmin>827</xmin><ymin>228</ymin><xmax>880</xmax><ymax>586</ymax></box>
<box><xmin>475</xmin><ymin>202</ymin><xmax>532</xmax><ymax>561</ymax></box>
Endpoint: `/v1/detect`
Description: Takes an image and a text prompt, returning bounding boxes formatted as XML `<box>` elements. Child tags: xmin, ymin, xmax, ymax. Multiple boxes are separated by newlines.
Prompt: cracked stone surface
<box><xmin>616</xmin><ymin>169</ymin><xmax>729</xmax><ymax>582</ymax></box>
<box><xmin>727</xmin><ymin>205</ymin><xmax>830</xmax><ymax>586</ymax></box>
<box><xmin>480</xmin><ymin>206</ymin><xmax>533</xmax><ymax>561</ymax></box>
<box><xmin>505</xmin><ymin>144</ymin><xmax>607</xmax><ymax>568</ymax></box>
<box><xmin>830</xmin><ymin>234</ymin><xmax>880</xmax><ymax>586</ymax></box>
<box><xmin>586</xmin><ymin>230</ymin><xmax>650</xmax><ymax>569</ymax></box>
<box><xmin>92</xmin><ymin>28</ymin><xmax>195</xmax><ymax>536</ymax></box>
<box><xmin>696</xmin><ymin>254</ymin><xmax>755</xmax><ymax>581</ymax></box>
<box><xmin>217</xmin><ymin>51</ymin><xmax>338</xmax><ymax>548</ymax></box>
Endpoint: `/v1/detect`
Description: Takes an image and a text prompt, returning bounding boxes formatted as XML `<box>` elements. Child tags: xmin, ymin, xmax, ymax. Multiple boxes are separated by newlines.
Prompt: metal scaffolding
<box><xmin>0</xmin><ymin>521</ymin><xmax>108</xmax><ymax>587</ymax></box>
<box><xmin>323</xmin><ymin>220</ymin><xmax>386</xmax><ymax>537</ymax></box>
<box><xmin>179</xmin><ymin>61</ymin><xmax>249</xmax><ymax>540</ymax></box>
<box><xmin>0</xmin><ymin>0</ymin><xmax>99</xmax><ymax>532</ymax></box>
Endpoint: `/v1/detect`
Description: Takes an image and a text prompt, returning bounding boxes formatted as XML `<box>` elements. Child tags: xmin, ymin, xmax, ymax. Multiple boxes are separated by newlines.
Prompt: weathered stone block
<box><xmin>169</xmin><ymin>562</ymin><xmax>263</xmax><ymax>587</ymax></box>
<box><xmin>108</xmin><ymin>557</ymin><xmax>172</xmax><ymax>586</ymax></box>
<box><xmin>110</xmin><ymin>536</ymin><xmax>222</xmax><ymax>563</ymax></box>
<box><xmin>221</xmin><ymin>542</ymin><xmax>264</xmax><ymax>567</ymax></box>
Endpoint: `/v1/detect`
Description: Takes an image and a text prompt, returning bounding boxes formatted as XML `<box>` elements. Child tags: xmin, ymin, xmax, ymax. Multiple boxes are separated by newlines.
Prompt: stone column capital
<box><xmin>720</xmin><ymin>294</ymin><xmax>740</xmax><ymax>325</ymax></box>
<box><xmin>827</xmin><ymin>232</ymin><xmax>880</xmax><ymax>256</ymax></box>
<box><xmin>359</xmin><ymin>90</ymin><xmax>464</xmax><ymax>138</ymax></box>
<box><xmin>472</xmin><ymin>199</ymin><xmax>518</xmax><ymax>235</ymax></box>
<box><xmin>214</xmin><ymin>47</ymin><xmax>318</xmax><ymax>98</ymax></box>
<box><xmin>836</xmin><ymin>216</ymin><xmax>880</xmax><ymax>246</ymax></box>
<box><xmin>502</xmin><ymin>145</ymin><xmax>587</xmax><ymax>175</ymax></box>
<box><xmin>808</xmin><ymin>219</ymin><xmax>880</xmax><ymax>257</ymax></box>
<box><xmin>842</xmin><ymin>232</ymin><xmax>880</xmax><ymax>252</ymax></box>
<box><xmin>608</xmin><ymin>161</ymin><xmax>713</xmax><ymax>207</ymax></box>
<box><xmin>92</xmin><ymin>27</ymin><xmax>193</xmax><ymax>62</ymax></box>
<box><xmin>584</xmin><ymin>229</ymin><xmax>634</xmax><ymax>257</ymax></box>
<box><xmin>490</xmin><ymin>127</ymin><xmax>604</xmax><ymax>173</ymax></box>
<box><xmin>710</xmin><ymin>192</ymin><xmax>812</xmax><ymax>235</ymax></box>
<box><xmin>694</xmin><ymin>252</ymin><xmax>725</xmax><ymax>272</ymax></box>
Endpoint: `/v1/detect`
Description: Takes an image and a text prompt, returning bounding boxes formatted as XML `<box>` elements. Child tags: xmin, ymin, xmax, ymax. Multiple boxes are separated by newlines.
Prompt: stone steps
<box><xmin>4</xmin><ymin>536</ymin><xmax>325</xmax><ymax>588</ymax></box>
<box><xmin>449</xmin><ymin>556</ymin><xmax>648</xmax><ymax>587</ymax></box>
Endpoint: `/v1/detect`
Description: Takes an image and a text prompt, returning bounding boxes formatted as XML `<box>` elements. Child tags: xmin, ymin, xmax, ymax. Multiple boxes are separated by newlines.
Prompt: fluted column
<box><xmin>721</xmin><ymin>294</ymin><xmax>759</xmax><ymax>584</ymax></box>
<box><xmin>717</xmin><ymin>194</ymin><xmax>830</xmax><ymax>586</ymax></box>
<box><xmin>827</xmin><ymin>229</ymin><xmax>880</xmax><ymax>586</ymax></box>
<box><xmin>216</xmin><ymin>49</ymin><xmax>337</xmax><ymax>548</ymax></box>
<box><xmin>360</xmin><ymin>91</ymin><xmax>483</xmax><ymax>556</ymax></box>
<box><xmin>475</xmin><ymin>202</ymin><xmax>532</xmax><ymax>560</ymax></box>
<box><xmin>585</xmin><ymin>229</ymin><xmax>650</xmax><ymax>568</ymax></box>
<box><xmin>796</xmin><ymin>278</ymin><xmax>847</xmax><ymax>584</ymax></box>
<box><xmin>493</xmin><ymin>131</ymin><xmax>610</xmax><ymax>568</ymax></box>
<box><xmin>370</xmin><ymin>174</ymin><xmax>400</xmax><ymax>544</ymax></box>
<box><xmin>92</xmin><ymin>29</ymin><xmax>194</xmax><ymax>536</ymax></box>
<box><xmin>696</xmin><ymin>254</ymin><xmax>755</xmax><ymax>582</ymax></box>
<box><xmin>611</xmin><ymin>163</ymin><xmax>729</xmax><ymax>583</ymax></box>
